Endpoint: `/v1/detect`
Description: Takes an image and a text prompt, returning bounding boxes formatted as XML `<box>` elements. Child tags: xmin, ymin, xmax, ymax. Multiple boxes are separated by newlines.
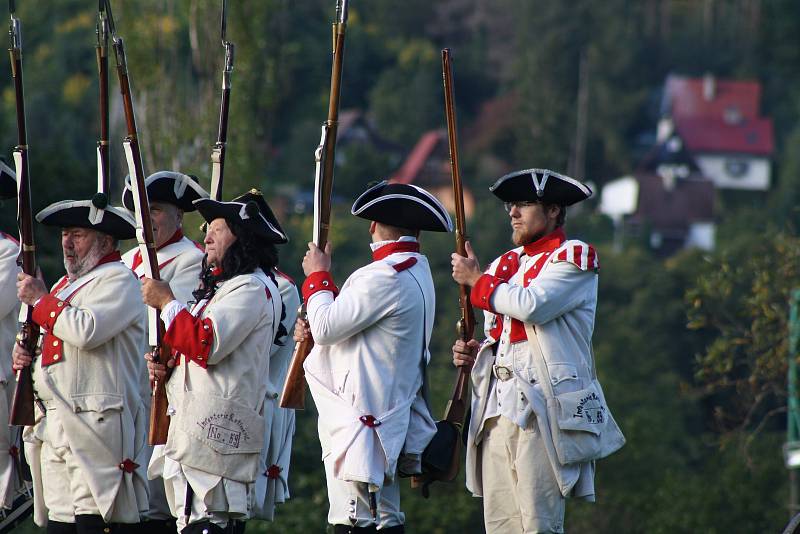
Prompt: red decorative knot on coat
<box><xmin>266</xmin><ymin>464</ymin><xmax>282</xmax><ymax>479</ymax></box>
<box><xmin>302</xmin><ymin>271</ymin><xmax>339</xmax><ymax>300</ymax></box>
<box><xmin>164</xmin><ymin>309</ymin><xmax>214</xmax><ymax>369</ymax></box>
<box><xmin>118</xmin><ymin>459</ymin><xmax>139</xmax><ymax>473</ymax></box>
<box><xmin>359</xmin><ymin>415</ymin><xmax>381</xmax><ymax>428</ymax></box>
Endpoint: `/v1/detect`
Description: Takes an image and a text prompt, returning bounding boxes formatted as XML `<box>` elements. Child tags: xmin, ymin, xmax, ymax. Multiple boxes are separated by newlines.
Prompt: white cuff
<box><xmin>161</xmin><ymin>300</ymin><xmax>186</xmax><ymax>330</ymax></box>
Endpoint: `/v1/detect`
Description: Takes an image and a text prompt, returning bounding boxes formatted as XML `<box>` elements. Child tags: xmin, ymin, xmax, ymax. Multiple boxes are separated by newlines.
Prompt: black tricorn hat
<box><xmin>36</xmin><ymin>193</ymin><xmax>136</xmax><ymax>240</ymax></box>
<box><xmin>351</xmin><ymin>181</ymin><xmax>453</xmax><ymax>232</ymax></box>
<box><xmin>193</xmin><ymin>194</ymin><xmax>288</xmax><ymax>244</ymax></box>
<box><xmin>0</xmin><ymin>158</ymin><xmax>16</xmax><ymax>200</ymax></box>
<box><xmin>489</xmin><ymin>168</ymin><xmax>592</xmax><ymax>206</ymax></box>
<box><xmin>230</xmin><ymin>189</ymin><xmax>289</xmax><ymax>244</ymax></box>
<box><xmin>121</xmin><ymin>171</ymin><xmax>209</xmax><ymax>212</ymax></box>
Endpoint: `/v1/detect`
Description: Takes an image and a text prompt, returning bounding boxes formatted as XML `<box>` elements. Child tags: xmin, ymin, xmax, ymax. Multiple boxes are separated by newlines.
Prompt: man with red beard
<box><xmin>451</xmin><ymin>169</ymin><xmax>623</xmax><ymax>534</ymax></box>
<box><xmin>14</xmin><ymin>193</ymin><xmax>149</xmax><ymax>534</ymax></box>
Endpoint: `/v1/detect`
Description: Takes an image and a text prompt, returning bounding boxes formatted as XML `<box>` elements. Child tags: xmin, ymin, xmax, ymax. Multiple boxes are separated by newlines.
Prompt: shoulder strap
<box><xmin>404</xmin><ymin>268</ymin><xmax>430</xmax><ymax>408</ymax></box>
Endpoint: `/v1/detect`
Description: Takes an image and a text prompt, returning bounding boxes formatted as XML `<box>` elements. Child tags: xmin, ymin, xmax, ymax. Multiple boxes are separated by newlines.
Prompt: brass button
<box><xmin>49</xmin><ymin>311</ymin><xmax>56</xmax><ymax>318</ymax></box>
<box><xmin>53</xmin><ymin>354</ymin><xmax>60</xmax><ymax>361</ymax></box>
<box><xmin>57</xmin><ymin>302</ymin><xmax>64</xmax><ymax>307</ymax></box>
<box><xmin>52</xmin><ymin>340</ymin><xmax>59</xmax><ymax>347</ymax></box>
<box><xmin>197</xmin><ymin>356</ymin><xmax>204</xmax><ymax>361</ymax></box>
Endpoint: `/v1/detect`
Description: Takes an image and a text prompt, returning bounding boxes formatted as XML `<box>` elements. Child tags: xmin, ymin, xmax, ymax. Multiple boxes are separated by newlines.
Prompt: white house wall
<box><xmin>695</xmin><ymin>154</ymin><xmax>770</xmax><ymax>191</ymax></box>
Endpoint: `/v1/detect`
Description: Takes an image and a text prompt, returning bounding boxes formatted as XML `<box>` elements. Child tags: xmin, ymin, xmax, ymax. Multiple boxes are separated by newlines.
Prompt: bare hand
<box><xmin>451</xmin><ymin>241</ymin><xmax>482</xmax><ymax>287</ymax></box>
<box><xmin>144</xmin><ymin>351</ymin><xmax>176</xmax><ymax>383</ymax></box>
<box><xmin>12</xmin><ymin>340</ymin><xmax>38</xmax><ymax>371</ymax></box>
<box><xmin>293</xmin><ymin>317</ymin><xmax>311</xmax><ymax>343</ymax></box>
<box><xmin>452</xmin><ymin>338</ymin><xmax>480</xmax><ymax>369</ymax></box>
<box><xmin>16</xmin><ymin>273</ymin><xmax>47</xmax><ymax>306</ymax></box>
<box><xmin>141</xmin><ymin>278</ymin><xmax>176</xmax><ymax>309</ymax></box>
<box><xmin>302</xmin><ymin>242</ymin><xmax>332</xmax><ymax>276</ymax></box>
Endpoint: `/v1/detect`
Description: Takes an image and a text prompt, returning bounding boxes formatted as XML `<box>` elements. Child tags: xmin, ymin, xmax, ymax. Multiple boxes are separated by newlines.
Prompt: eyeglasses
<box><xmin>503</xmin><ymin>200</ymin><xmax>538</xmax><ymax>213</ymax></box>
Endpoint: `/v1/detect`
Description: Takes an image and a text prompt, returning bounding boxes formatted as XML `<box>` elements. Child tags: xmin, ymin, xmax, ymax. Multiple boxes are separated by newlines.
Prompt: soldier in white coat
<box><xmin>14</xmin><ymin>193</ymin><xmax>150</xmax><ymax>534</ymax></box>
<box><xmin>451</xmin><ymin>169</ymin><xmax>622</xmax><ymax>534</ymax></box>
<box><xmin>295</xmin><ymin>181</ymin><xmax>453</xmax><ymax>534</ymax></box>
<box><xmin>121</xmin><ymin>171</ymin><xmax>208</xmax><ymax>304</ymax></box>
<box><xmin>120</xmin><ymin>170</ymin><xmax>208</xmax><ymax>533</ymax></box>
<box><xmin>141</xmin><ymin>195</ymin><xmax>287</xmax><ymax>534</ymax></box>
<box><xmin>228</xmin><ymin>190</ymin><xmax>299</xmax><ymax>523</ymax></box>
<box><xmin>0</xmin><ymin>163</ymin><xmax>26</xmax><ymax>513</ymax></box>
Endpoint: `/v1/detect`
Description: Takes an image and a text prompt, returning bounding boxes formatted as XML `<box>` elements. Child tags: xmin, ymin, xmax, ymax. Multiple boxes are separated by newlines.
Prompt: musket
<box><xmin>209</xmin><ymin>0</ymin><xmax>234</xmax><ymax>202</ymax></box>
<box><xmin>280</xmin><ymin>0</ymin><xmax>349</xmax><ymax>410</ymax></box>
<box><xmin>8</xmin><ymin>0</ymin><xmax>37</xmax><ymax>427</ymax></box>
<box><xmin>412</xmin><ymin>49</ymin><xmax>475</xmax><ymax>492</ymax></box>
<box><xmin>104</xmin><ymin>0</ymin><xmax>169</xmax><ymax>445</ymax></box>
<box><xmin>441</xmin><ymin>47</ymin><xmax>474</xmax><ymax>441</ymax></box>
<box><xmin>96</xmin><ymin>0</ymin><xmax>110</xmax><ymax>195</ymax></box>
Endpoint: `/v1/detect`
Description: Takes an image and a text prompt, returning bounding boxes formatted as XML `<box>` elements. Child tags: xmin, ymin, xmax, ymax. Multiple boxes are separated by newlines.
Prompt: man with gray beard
<box><xmin>13</xmin><ymin>194</ymin><xmax>149</xmax><ymax>534</ymax></box>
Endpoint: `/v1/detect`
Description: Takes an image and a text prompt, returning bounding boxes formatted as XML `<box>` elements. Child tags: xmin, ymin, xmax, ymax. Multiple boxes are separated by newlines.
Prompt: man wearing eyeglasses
<box><xmin>450</xmin><ymin>169</ymin><xmax>604</xmax><ymax>533</ymax></box>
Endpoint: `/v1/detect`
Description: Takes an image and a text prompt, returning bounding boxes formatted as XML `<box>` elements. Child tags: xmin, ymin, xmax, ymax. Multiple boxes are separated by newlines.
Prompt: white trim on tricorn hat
<box><xmin>489</xmin><ymin>168</ymin><xmax>592</xmax><ymax>206</ymax></box>
<box><xmin>121</xmin><ymin>171</ymin><xmax>209</xmax><ymax>212</ymax></box>
<box><xmin>351</xmin><ymin>181</ymin><xmax>453</xmax><ymax>232</ymax></box>
<box><xmin>36</xmin><ymin>193</ymin><xmax>136</xmax><ymax>240</ymax></box>
<box><xmin>193</xmin><ymin>197</ymin><xmax>288</xmax><ymax>244</ymax></box>
<box><xmin>231</xmin><ymin>189</ymin><xmax>289</xmax><ymax>244</ymax></box>
<box><xmin>0</xmin><ymin>158</ymin><xmax>16</xmax><ymax>200</ymax></box>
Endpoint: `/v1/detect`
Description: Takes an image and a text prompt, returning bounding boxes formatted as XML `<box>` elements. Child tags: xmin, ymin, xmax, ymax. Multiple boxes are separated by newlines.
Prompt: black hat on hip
<box><xmin>121</xmin><ymin>171</ymin><xmax>209</xmax><ymax>212</ymax></box>
<box><xmin>351</xmin><ymin>181</ymin><xmax>453</xmax><ymax>232</ymax></box>
<box><xmin>489</xmin><ymin>168</ymin><xmax>592</xmax><ymax>206</ymax></box>
<box><xmin>36</xmin><ymin>193</ymin><xmax>136</xmax><ymax>240</ymax></box>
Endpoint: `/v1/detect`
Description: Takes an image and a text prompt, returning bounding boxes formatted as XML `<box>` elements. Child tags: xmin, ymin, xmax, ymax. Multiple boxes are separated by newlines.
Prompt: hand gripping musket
<box><xmin>209</xmin><ymin>0</ymin><xmax>234</xmax><ymax>202</ymax></box>
<box><xmin>280</xmin><ymin>0</ymin><xmax>349</xmax><ymax>410</ymax></box>
<box><xmin>96</xmin><ymin>0</ymin><xmax>110</xmax><ymax>195</ymax></box>
<box><xmin>8</xmin><ymin>0</ymin><xmax>37</xmax><ymax>427</ymax></box>
<box><xmin>104</xmin><ymin>0</ymin><xmax>169</xmax><ymax>445</ymax></box>
<box><xmin>412</xmin><ymin>49</ymin><xmax>475</xmax><ymax>494</ymax></box>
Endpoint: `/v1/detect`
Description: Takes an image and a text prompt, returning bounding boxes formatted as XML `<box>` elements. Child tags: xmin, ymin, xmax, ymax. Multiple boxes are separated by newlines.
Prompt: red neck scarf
<box><xmin>131</xmin><ymin>229</ymin><xmax>184</xmax><ymax>270</ymax></box>
<box><xmin>372</xmin><ymin>241</ymin><xmax>420</xmax><ymax>261</ymax></box>
<box><xmin>522</xmin><ymin>227</ymin><xmax>566</xmax><ymax>257</ymax></box>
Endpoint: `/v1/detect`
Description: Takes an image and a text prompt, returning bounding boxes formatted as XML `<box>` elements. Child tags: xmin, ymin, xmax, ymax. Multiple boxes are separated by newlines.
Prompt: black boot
<box><xmin>332</xmin><ymin>525</ymin><xmax>378</xmax><ymax>534</ymax></box>
<box><xmin>226</xmin><ymin>520</ymin><xmax>246</xmax><ymax>534</ymax></box>
<box><xmin>47</xmin><ymin>521</ymin><xmax>78</xmax><ymax>534</ymax></box>
<box><xmin>377</xmin><ymin>526</ymin><xmax>404</xmax><ymax>533</ymax></box>
<box><xmin>75</xmin><ymin>514</ymin><xmax>133</xmax><ymax>534</ymax></box>
<box><xmin>181</xmin><ymin>521</ymin><xmax>226</xmax><ymax>534</ymax></box>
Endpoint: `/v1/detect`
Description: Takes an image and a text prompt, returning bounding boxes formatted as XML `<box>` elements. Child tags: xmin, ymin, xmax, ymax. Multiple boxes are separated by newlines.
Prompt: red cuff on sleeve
<box><xmin>32</xmin><ymin>294</ymin><xmax>69</xmax><ymax>330</ymax></box>
<box><xmin>470</xmin><ymin>274</ymin><xmax>503</xmax><ymax>312</ymax></box>
<box><xmin>301</xmin><ymin>271</ymin><xmax>338</xmax><ymax>301</ymax></box>
<box><xmin>163</xmin><ymin>309</ymin><xmax>213</xmax><ymax>369</ymax></box>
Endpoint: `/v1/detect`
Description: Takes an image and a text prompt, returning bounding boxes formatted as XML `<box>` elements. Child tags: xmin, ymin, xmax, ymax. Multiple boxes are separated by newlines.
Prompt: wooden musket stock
<box><xmin>8</xmin><ymin>1</ymin><xmax>38</xmax><ymax>427</ymax></box>
<box><xmin>280</xmin><ymin>0</ymin><xmax>349</xmax><ymax>410</ymax></box>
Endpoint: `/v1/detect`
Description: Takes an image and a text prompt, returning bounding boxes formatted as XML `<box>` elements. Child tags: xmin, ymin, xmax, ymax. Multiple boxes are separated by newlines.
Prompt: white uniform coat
<box><xmin>0</xmin><ymin>233</ymin><xmax>22</xmax><ymax>509</ymax></box>
<box><xmin>24</xmin><ymin>258</ymin><xmax>149</xmax><ymax>525</ymax></box>
<box><xmin>466</xmin><ymin>236</ymin><xmax>598</xmax><ymax>499</ymax></box>
<box><xmin>252</xmin><ymin>271</ymin><xmax>299</xmax><ymax>520</ymax></box>
<box><xmin>150</xmin><ymin>269</ymin><xmax>280</xmax><ymax>523</ymax></box>
<box><xmin>303</xmin><ymin>243</ymin><xmax>437</xmax><ymax>489</ymax></box>
<box><xmin>122</xmin><ymin>233</ymin><xmax>204</xmax><ymax>305</ymax></box>
<box><xmin>123</xmin><ymin>231</ymin><xmax>203</xmax><ymax>521</ymax></box>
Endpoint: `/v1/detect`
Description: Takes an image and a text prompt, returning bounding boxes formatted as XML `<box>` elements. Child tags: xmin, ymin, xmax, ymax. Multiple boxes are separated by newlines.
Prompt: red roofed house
<box><xmin>389</xmin><ymin>129</ymin><xmax>476</xmax><ymax>219</ymax></box>
<box><xmin>657</xmin><ymin>74</ymin><xmax>774</xmax><ymax>191</ymax></box>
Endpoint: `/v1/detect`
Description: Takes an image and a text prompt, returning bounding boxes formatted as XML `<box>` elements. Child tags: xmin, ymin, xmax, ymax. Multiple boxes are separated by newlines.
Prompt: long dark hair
<box><xmin>193</xmin><ymin>218</ymin><xmax>279</xmax><ymax>301</ymax></box>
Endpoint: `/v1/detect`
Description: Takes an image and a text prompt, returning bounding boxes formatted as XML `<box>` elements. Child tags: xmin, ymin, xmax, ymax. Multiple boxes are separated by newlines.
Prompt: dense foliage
<box><xmin>6</xmin><ymin>0</ymin><xmax>800</xmax><ymax>532</ymax></box>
